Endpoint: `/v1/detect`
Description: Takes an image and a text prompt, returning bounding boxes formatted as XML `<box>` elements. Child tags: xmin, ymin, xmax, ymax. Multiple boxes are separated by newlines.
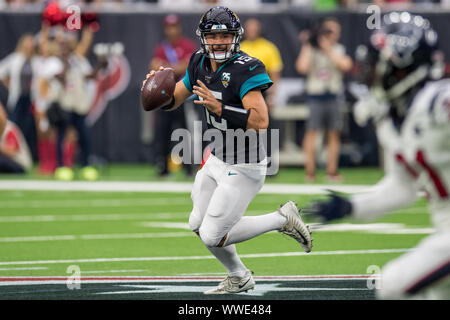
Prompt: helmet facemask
<box><xmin>197</xmin><ymin>28</ymin><xmax>243</xmax><ymax>63</ymax></box>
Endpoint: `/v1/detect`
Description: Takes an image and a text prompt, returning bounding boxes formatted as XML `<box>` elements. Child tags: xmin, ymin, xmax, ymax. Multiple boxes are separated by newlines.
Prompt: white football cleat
<box><xmin>278</xmin><ymin>201</ymin><xmax>313</xmax><ymax>253</ymax></box>
<box><xmin>204</xmin><ymin>270</ymin><xmax>255</xmax><ymax>295</ymax></box>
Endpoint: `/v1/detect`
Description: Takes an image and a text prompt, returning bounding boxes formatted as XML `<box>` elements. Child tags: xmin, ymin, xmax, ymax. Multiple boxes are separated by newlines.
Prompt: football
<box><xmin>141</xmin><ymin>68</ymin><xmax>176</xmax><ymax>111</ymax></box>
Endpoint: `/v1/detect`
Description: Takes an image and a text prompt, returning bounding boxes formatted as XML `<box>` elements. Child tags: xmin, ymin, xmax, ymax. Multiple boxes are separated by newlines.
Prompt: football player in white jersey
<box><xmin>309</xmin><ymin>12</ymin><xmax>450</xmax><ymax>299</ymax></box>
<box><xmin>143</xmin><ymin>7</ymin><xmax>312</xmax><ymax>294</ymax></box>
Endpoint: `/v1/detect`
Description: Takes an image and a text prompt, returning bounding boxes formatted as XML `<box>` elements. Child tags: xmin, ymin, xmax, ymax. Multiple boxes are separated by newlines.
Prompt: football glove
<box><xmin>306</xmin><ymin>192</ymin><xmax>353</xmax><ymax>222</ymax></box>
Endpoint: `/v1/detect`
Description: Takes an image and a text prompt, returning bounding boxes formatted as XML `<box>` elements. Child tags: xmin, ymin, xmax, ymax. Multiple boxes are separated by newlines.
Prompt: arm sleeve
<box><xmin>238</xmin><ymin>61</ymin><xmax>273</xmax><ymax>100</ymax></box>
<box><xmin>350</xmin><ymin>154</ymin><xmax>419</xmax><ymax>221</ymax></box>
<box><xmin>182</xmin><ymin>68</ymin><xmax>193</xmax><ymax>92</ymax></box>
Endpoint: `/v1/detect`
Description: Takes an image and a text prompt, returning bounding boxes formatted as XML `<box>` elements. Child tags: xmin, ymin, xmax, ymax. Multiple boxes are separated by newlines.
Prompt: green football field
<box><xmin>0</xmin><ymin>166</ymin><xmax>432</xmax><ymax>300</ymax></box>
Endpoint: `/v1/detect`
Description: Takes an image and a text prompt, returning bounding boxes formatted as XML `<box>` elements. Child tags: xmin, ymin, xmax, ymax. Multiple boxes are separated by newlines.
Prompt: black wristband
<box><xmin>161</xmin><ymin>97</ymin><xmax>175</xmax><ymax>111</ymax></box>
<box><xmin>221</xmin><ymin>104</ymin><xmax>250</xmax><ymax>129</ymax></box>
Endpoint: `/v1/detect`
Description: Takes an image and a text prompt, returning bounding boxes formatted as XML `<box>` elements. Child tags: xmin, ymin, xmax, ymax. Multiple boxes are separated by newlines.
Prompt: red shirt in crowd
<box><xmin>153</xmin><ymin>37</ymin><xmax>196</xmax><ymax>81</ymax></box>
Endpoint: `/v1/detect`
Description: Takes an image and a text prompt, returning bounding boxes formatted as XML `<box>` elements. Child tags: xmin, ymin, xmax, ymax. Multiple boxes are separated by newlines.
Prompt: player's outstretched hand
<box><xmin>141</xmin><ymin>66</ymin><xmax>165</xmax><ymax>90</ymax></box>
<box><xmin>193</xmin><ymin>80</ymin><xmax>222</xmax><ymax>116</ymax></box>
<box><xmin>304</xmin><ymin>192</ymin><xmax>353</xmax><ymax>222</ymax></box>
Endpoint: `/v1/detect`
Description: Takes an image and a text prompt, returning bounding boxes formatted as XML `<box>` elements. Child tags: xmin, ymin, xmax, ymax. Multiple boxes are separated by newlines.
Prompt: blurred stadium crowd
<box><xmin>0</xmin><ymin>4</ymin><xmax>105</xmax><ymax>177</ymax></box>
<box><xmin>1</xmin><ymin>0</ymin><xmax>450</xmax><ymax>10</ymax></box>
<box><xmin>0</xmin><ymin>0</ymin><xmax>449</xmax><ymax>180</ymax></box>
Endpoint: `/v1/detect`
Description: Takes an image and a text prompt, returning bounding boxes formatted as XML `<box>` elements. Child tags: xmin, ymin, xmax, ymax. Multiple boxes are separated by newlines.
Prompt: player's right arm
<box><xmin>169</xmin><ymin>79</ymin><xmax>192</xmax><ymax>111</ymax></box>
<box><xmin>349</xmin><ymin>165</ymin><xmax>419</xmax><ymax>221</ymax></box>
<box><xmin>308</xmin><ymin>151</ymin><xmax>419</xmax><ymax>222</ymax></box>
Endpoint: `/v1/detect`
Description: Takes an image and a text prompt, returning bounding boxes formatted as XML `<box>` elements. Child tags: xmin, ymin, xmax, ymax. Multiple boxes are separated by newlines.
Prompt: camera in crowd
<box><xmin>310</xmin><ymin>24</ymin><xmax>334</xmax><ymax>48</ymax></box>
<box><xmin>303</xmin><ymin>17</ymin><xmax>340</xmax><ymax>49</ymax></box>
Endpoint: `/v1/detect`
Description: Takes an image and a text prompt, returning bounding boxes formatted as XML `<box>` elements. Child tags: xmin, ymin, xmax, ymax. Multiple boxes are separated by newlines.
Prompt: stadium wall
<box><xmin>0</xmin><ymin>10</ymin><xmax>449</xmax><ymax>163</ymax></box>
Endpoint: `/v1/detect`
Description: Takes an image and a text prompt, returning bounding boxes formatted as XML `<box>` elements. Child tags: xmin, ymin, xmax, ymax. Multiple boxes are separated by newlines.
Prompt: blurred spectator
<box><xmin>218</xmin><ymin>0</ymin><xmax>261</xmax><ymax>9</ymax></box>
<box><xmin>0</xmin><ymin>119</ymin><xmax>33</xmax><ymax>173</ymax></box>
<box><xmin>49</xmin><ymin>26</ymin><xmax>99</xmax><ymax>176</ymax></box>
<box><xmin>241</xmin><ymin>18</ymin><xmax>283</xmax><ymax>112</ymax></box>
<box><xmin>291</xmin><ymin>0</ymin><xmax>358</xmax><ymax>9</ymax></box>
<box><xmin>240</xmin><ymin>18</ymin><xmax>283</xmax><ymax>170</ymax></box>
<box><xmin>158</xmin><ymin>0</ymin><xmax>197</xmax><ymax>8</ymax></box>
<box><xmin>158</xmin><ymin>0</ymin><xmax>261</xmax><ymax>9</ymax></box>
<box><xmin>33</xmin><ymin>24</ymin><xmax>63</xmax><ymax>175</ymax></box>
<box><xmin>295</xmin><ymin>17</ymin><xmax>352</xmax><ymax>182</ymax></box>
<box><xmin>372</xmin><ymin>0</ymin><xmax>412</xmax><ymax>8</ymax></box>
<box><xmin>150</xmin><ymin>14</ymin><xmax>196</xmax><ymax>177</ymax></box>
<box><xmin>0</xmin><ymin>33</ymin><xmax>39</xmax><ymax>162</ymax></box>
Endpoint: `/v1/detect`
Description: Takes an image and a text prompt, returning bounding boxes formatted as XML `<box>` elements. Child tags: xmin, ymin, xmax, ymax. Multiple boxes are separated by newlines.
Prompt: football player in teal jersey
<box><xmin>143</xmin><ymin>6</ymin><xmax>312</xmax><ymax>294</ymax></box>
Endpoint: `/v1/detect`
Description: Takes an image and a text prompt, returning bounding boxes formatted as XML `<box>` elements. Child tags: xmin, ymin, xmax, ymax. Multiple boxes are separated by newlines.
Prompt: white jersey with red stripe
<box><xmin>352</xmin><ymin>79</ymin><xmax>450</xmax><ymax>231</ymax></box>
<box><xmin>397</xmin><ymin>79</ymin><xmax>450</xmax><ymax>229</ymax></box>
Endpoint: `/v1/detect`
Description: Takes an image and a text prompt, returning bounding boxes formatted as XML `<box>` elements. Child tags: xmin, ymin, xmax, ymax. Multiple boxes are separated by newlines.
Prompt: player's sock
<box><xmin>225</xmin><ymin>212</ymin><xmax>287</xmax><ymax>245</ymax></box>
<box><xmin>206</xmin><ymin>244</ymin><xmax>248</xmax><ymax>277</ymax></box>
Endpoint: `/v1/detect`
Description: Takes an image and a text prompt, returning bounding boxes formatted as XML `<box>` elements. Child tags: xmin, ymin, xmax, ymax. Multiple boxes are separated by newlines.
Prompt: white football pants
<box><xmin>188</xmin><ymin>154</ymin><xmax>266</xmax><ymax>247</ymax></box>
<box><xmin>378</xmin><ymin>231</ymin><xmax>450</xmax><ymax>299</ymax></box>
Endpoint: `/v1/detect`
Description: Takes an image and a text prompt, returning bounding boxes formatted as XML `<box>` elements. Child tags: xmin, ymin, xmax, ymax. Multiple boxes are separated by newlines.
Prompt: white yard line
<box><xmin>308</xmin><ymin>223</ymin><xmax>434</xmax><ymax>234</ymax></box>
<box><xmin>0</xmin><ymin>221</ymin><xmax>433</xmax><ymax>243</ymax></box>
<box><xmin>0</xmin><ymin>180</ymin><xmax>377</xmax><ymax>194</ymax></box>
<box><xmin>0</xmin><ymin>232</ymin><xmax>194</xmax><ymax>243</ymax></box>
<box><xmin>0</xmin><ymin>211</ymin><xmax>271</xmax><ymax>223</ymax></box>
<box><xmin>0</xmin><ymin>248</ymin><xmax>409</xmax><ymax>266</ymax></box>
<box><xmin>81</xmin><ymin>269</ymin><xmax>146</xmax><ymax>274</ymax></box>
<box><xmin>0</xmin><ymin>196</ymin><xmax>324</xmax><ymax>209</ymax></box>
<box><xmin>0</xmin><ymin>267</ymin><xmax>48</xmax><ymax>271</ymax></box>
<box><xmin>0</xmin><ymin>212</ymin><xmax>189</xmax><ymax>223</ymax></box>
<box><xmin>0</xmin><ymin>197</ymin><xmax>191</xmax><ymax>208</ymax></box>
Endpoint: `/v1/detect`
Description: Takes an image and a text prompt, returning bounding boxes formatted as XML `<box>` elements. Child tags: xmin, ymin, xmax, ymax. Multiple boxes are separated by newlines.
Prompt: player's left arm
<box><xmin>193</xmin><ymin>80</ymin><xmax>268</xmax><ymax>130</ymax></box>
<box><xmin>241</xmin><ymin>89</ymin><xmax>269</xmax><ymax>130</ymax></box>
<box><xmin>170</xmin><ymin>80</ymin><xmax>193</xmax><ymax>110</ymax></box>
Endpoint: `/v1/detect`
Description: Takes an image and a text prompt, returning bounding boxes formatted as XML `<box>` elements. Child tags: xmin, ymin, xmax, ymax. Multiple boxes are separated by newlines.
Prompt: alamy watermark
<box><xmin>170</xmin><ymin>121</ymin><xmax>280</xmax><ymax>175</ymax></box>
<box><xmin>66</xmin><ymin>265</ymin><xmax>81</xmax><ymax>290</ymax></box>
<box><xmin>366</xmin><ymin>5</ymin><xmax>381</xmax><ymax>30</ymax></box>
<box><xmin>366</xmin><ymin>265</ymin><xmax>382</xmax><ymax>290</ymax></box>
<box><xmin>66</xmin><ymin>5</ymin><xmax>81</xmax><ymax>31</ymax></box>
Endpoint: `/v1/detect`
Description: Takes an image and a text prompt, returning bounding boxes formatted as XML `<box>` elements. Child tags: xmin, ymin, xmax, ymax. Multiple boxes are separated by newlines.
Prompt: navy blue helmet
<box><xmin>196</xmin><ymin>6</ymin><xmax>244</xmax><ymax>63</ymax></box>
<box><xmin>356</xmin><ymin>12</ymin><xmax>443</xmax><ymax>122</ymax></box>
